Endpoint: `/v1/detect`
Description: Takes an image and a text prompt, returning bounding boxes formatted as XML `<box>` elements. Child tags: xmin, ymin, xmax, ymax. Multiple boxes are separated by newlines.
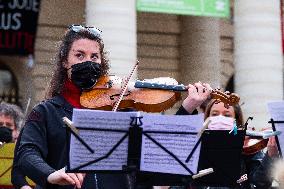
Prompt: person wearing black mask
<box><xmin>0</xmin><ymin>102</ymin><xmax>32</xmax><ymax>189</ymax></box>
<box><xmin>14</xmin><ymin>25</ymin><xmax>212</xmax><ymax>189</ymax></box>
<box><xmin>0</xmin><ymin>126</ymin><xmax>13</xmax><ymax>144</ymax></box>
<box><xmin>0</xmin><ymin>102</ymin><xmax>23</xmax><ymax>143</ymax></box>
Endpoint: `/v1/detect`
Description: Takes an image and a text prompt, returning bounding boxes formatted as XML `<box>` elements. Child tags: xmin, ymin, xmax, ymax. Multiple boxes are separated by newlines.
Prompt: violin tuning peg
<box><xmin>214</xmin><ymin>99</ymin><xmax>221</xmax><ymax>104</ymax></box>
<box><xmin>224</xmin><ymin>104</ymin><xmax>229</xmax><ymax>109</ymax></box>
<box><xmin>106</xmin><ymin>80</ymin><xmax>113</xmax><ymax>88</ymax></box>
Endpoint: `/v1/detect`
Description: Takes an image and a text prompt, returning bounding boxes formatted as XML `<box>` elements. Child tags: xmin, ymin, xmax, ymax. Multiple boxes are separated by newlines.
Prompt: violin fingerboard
<box><xmin>134</xmin><ymin>81</ymin><xmax>187</xmax><ymax>91</ymax></box>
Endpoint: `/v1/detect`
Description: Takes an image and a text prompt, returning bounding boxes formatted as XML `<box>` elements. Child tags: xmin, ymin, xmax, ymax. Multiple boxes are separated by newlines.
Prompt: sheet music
<box><xmin>267</xmin><ymin>101</ymin><xmax>284</xmax><ymax>154</ymax></box>
<box><xmin>69</xmin><ymin>109</ymin><xmax>138</xmax><ymax>171</ymax></box>
<box><xmin>140</xmin><ymin>113</ymin><xmax>204</xmax><ymax>175</ymax></box>
<box><xmin>68</xmin><ymin>109</ymin><xmax>204</xmax><ymax>175</ymax></box>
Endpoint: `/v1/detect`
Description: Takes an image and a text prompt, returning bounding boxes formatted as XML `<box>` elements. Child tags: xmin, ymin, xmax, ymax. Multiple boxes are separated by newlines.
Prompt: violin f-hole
<box><xmin>110</xmin><ymin>91</ymin><xmax>131</xmax><ymax>100</ymax></box>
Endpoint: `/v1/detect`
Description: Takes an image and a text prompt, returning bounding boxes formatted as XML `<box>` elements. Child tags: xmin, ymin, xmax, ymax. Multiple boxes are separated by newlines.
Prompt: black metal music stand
<box><xmin>268</xmin><ymin>119</ymin><xmax>283</xmax><ymax>158</ymax></box>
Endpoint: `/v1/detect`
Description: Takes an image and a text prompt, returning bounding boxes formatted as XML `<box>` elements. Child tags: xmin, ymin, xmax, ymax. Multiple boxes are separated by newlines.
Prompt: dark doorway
<box><xmin>0</xmin><ymin>64</ymin><xmax>19</xmax><ymax>105</ymax></box>
<box><xmin>225</xmin><ymin>75</ymin><xmax>234</xmax><ymax>93</ymax></box>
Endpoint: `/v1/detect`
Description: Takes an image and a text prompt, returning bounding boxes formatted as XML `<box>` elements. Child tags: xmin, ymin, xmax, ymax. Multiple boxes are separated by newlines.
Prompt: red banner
<box><xmin>0</xmin><ymin>0</ymin><xmax>41</xmax><ymax>55</ymax></box>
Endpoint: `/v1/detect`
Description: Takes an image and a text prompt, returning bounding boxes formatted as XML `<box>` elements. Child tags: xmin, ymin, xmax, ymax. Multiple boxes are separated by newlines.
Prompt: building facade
<box><xmin>0</xmin><ymin>0</ymin><xmax>282</xmax><ymax>129</ymax></box>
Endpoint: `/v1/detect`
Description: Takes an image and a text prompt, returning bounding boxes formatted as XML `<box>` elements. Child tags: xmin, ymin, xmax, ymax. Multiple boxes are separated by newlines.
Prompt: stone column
<box><xmin>234</xmin><ymin>0</ymin><xmax>283</xmax><ymax>129</ymax></box>
<box><xmin>85</xmin><ymin>0</ymin><xmax>137</xmax><ymax>78</ymax></box>
<box><xmin>180</xmin><ymin>16</ymin><xmax>221</xmax><ymax>89</ymax></box>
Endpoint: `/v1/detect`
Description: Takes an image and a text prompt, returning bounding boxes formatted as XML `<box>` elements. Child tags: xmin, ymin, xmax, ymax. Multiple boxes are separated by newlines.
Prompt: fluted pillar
<box><xmin>234</xmin><ymin>0</ymin><xmax>283</xmax><ymax>129</ymax></box>
<box><xmin>85</xmin><ymin>0</ymin><xmax>137</xmax><ymax>78</ymax></box>
<box><xmin>180</xmin><ymin>16</ymin><xmax>221</xmax><ymax>89</ymax></box>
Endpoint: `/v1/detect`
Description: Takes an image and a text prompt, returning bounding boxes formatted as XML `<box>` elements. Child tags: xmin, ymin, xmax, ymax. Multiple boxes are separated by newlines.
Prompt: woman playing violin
<box><xmin>201</xmin><ymin>99</ymin><xmax>273</xmax><ymax>189</ymax></box>
<box><xmin>169</xmin><ymin>99</ymin><xmax>274</xmax><ymax>189</ymax></box>
<box><xmin>14</xmin><ymin>25</ymin><xmax>213</xmax><ymax>189</ymax></box>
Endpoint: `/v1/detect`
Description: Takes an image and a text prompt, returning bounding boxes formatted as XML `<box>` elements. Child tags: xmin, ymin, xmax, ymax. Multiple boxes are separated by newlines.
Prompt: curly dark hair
<box><xmin>45</xmin><ymin>28</ymin><xmax>110</xmax><ymax>98</ymax></box>
<box><xmin>0</xmin><ymin>101</ymin><xmax>24</xmax><ymax>130</ymax></box>
<box><xmin>204</xmin><ymin>99</ymin><xmax>244</xmax><ymax>127</ymax></box>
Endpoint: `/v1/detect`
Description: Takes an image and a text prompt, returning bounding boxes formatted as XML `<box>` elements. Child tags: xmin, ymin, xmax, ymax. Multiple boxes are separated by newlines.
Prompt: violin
<box><xmin>243</xmin><ymin>136</ymin><xmax>269</xmax><ymax>155</ymax></box>
<box><xmin>80</xmin><ymin>75</ymin><xmax>181</xmax><ymax>112</ymax></box>
<box><xmin>242</xmin><ymin>128</ymin><xmax>280</xmax><ymax>155</ymax></box>
<box><xmin>80</xmin><ymin>75</ymin><xmax>240</xmax><ymax>113</ymax></box>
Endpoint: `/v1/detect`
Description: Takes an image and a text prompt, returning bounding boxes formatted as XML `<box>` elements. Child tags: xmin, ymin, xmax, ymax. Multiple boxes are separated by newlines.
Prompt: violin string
<box><xmin>112</xmin><ymin>60</ymin><xmax>139</xmax><ymax>112</ymax></box>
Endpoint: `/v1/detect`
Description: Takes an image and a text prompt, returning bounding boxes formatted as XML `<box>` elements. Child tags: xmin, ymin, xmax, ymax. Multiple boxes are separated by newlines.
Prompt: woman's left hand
<box><xmin>182</xmin><ymin>82</ymin><xmax>212</xmax><ymax>113</ymax></box>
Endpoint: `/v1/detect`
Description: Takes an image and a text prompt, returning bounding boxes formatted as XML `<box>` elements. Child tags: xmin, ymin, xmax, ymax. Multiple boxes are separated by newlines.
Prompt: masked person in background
<box><xmin>14</xmin><ymin>25</ymin><xmax>212</xmax><ymax>189</ymax></box>
<box><xmin>0</xmin><ymin>125</ymin><xmax>13</xmax><ymax>144</ymax></box>
<box><xmin>170</xmin><ymin>99</ymin><xmax>274</xmax><ymax>189</ymax></box>
<box><xmin>205</xmin><ymin>101</ymin><xmax>281</xmax><ymax>188</ymax></box>
<box><xmin>0</xmin><ymin>102</ymin><xmax>32</xmax><ymax>189</ymax></box>
<box><xmin>0</xmin><ymin>102</ymin><xmax>24</xmax><ymax>143</ymax></box>
<box><xmin>200</xmin><ymin>99</ymin><xmax>273</xmax><ymax>189</ymax></box>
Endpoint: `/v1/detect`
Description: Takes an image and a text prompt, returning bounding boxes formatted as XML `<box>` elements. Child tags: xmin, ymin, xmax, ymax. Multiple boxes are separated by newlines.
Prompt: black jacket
<box><xmin>15</xmin><ymin>96</ymin><xmax>129</xmax><ymax>189</ymax></box>
<box><xmin>182</xmin><ymin>152</ymin><xmax>273</xmax><ymax>189</ymax></box>
<box><xmin>11</xmin><ymin>130</ymin><xmax>30</xmax><ymax>189</ymax></box>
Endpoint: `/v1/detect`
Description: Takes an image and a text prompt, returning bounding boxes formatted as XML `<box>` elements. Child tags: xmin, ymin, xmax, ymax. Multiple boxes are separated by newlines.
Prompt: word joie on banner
<box><xmin>0</xmin><ymin>0</ymin><xmax>41</xmax><ymax>55</ymax></box>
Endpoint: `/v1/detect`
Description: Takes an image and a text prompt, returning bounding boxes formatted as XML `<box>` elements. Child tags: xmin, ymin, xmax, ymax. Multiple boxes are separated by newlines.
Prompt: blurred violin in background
<box><xmin>243</xmin><ymin>127</ymin><xmax>281</xmax><ymax>155</ymax></box>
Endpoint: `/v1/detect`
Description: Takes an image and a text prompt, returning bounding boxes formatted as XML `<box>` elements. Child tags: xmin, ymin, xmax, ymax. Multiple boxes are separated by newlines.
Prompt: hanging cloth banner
<box><xmin>0</xmin><ymin>0</ymin><xmax>41</xmax><ymax>55</ymax></box>
<box><xmin>136</xmin><ymin>0</ymin><xmax>230</xmax><ymax>18</ymax></box>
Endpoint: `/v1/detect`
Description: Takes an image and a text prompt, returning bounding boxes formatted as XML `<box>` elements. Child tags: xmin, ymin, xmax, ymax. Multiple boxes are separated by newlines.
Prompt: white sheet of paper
<box><xmin>140</xmin><ymin>113</ymin><xmax>204</xmax><ymax>175</ymax></box>
<box><xmin>267</xmin><ymin>101</ymin><xmax>284</xmax><ymax>155</ymax></box>
<box><xmin>69</xmin><ymin>109</ymin><xmax>204</xmax><ymax>175</ymax></box>
<box><xmin>69</xmin><ymin>109</ymin><xmax>138</xmax><ymax>171</ymax></box>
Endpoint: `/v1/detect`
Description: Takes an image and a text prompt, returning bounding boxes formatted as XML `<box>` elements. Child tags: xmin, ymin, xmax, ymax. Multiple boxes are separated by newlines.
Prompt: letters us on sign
<box><xmin>0</xmin><ymin>0</ymin><xmax>40</xmax><ymax>55</ymax></box>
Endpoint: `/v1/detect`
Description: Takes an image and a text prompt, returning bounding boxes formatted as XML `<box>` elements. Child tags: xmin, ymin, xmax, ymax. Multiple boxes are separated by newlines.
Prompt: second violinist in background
<box><xmin>174</xmin><ymin>99</ymin><xmax>274</xmax><ymax>189</ymax></box>
<box><xmin>244</xmin><ymin>120</ymin><xmax>281</xmax><ymax>187</ymax></box>
<box><xmin>204</xmin><ymin>100</ymin><xmax>277</xmax><ymax>189</ymax></box>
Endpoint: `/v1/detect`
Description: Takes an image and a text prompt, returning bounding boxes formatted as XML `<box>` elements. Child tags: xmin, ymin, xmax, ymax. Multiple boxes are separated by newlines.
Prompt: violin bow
<box><xmin>112</xmin><ymin>60</ymin><xmax>139</xmax><ymax>112</ymax></box>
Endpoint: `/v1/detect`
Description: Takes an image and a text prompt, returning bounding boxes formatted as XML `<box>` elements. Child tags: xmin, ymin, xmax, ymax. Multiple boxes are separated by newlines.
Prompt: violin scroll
<box><xmin>210</xmin><ymin>89</ymin><xmax>240</xmax><ymax>108</ymax></box>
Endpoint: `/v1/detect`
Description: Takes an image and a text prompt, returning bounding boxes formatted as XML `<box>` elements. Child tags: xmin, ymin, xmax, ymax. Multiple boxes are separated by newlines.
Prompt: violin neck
<box><xmin>134</xmin><ymin>81</ymin><xmax>187</xmax><ymax>91</ymax></box>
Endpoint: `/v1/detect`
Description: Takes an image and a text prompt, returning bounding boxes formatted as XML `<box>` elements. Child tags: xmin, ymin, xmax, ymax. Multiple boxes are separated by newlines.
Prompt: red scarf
<box><xmin>61</xmin><ymin>79</ymin><xmax>82</xmax><ymax>108</ymax></box>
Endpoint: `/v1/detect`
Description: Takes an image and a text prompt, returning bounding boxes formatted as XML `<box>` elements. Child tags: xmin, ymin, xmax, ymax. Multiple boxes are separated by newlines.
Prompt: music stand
<box><xmin>66</xmin><ymin>109</ymin><xmax>247</xmax><ymax>187</ymax></box>
<box><xmin>65</xmin><ymin>110</ymin><xmax>204</xmax><ymax>188</ymax></box>
<box><xmin>268</xmin><ymin>119</ymin><xmax>283</xmax><ymax>158</ymax></box>
<box><xmin>193</xmin><ymin>130</ymin><xmax>246</xmax><ymax>187</ymax></box>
